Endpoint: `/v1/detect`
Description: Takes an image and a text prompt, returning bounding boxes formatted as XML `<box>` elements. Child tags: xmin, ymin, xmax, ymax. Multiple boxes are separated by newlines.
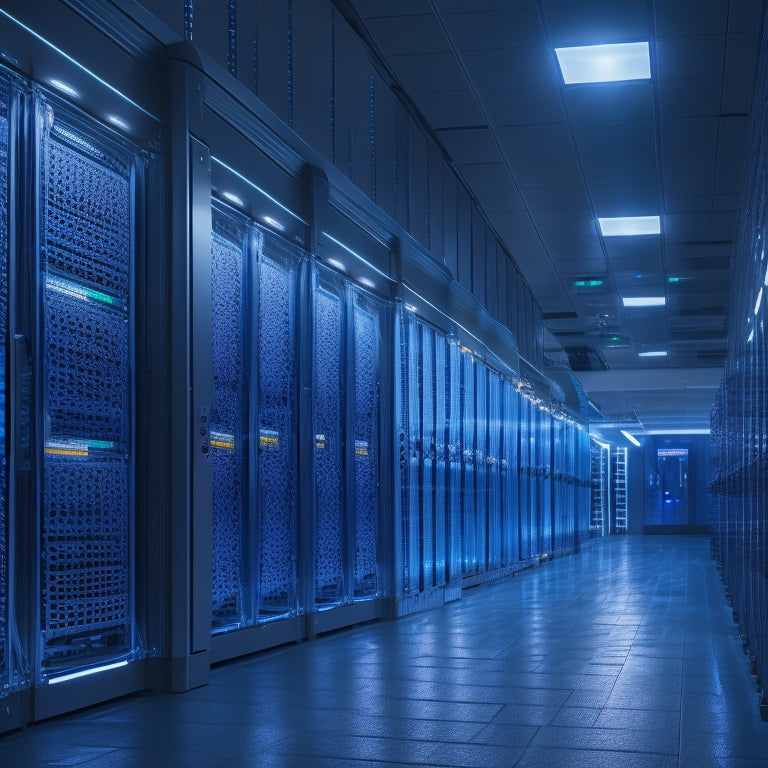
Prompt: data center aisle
<box><xmin>2</xmin><ymin>535</ymin><xmax>767</xmax><ymax>768</ymax></box>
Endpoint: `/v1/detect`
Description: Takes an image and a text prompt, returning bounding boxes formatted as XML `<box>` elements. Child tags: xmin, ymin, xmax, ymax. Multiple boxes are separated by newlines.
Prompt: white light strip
<box><xmin>0</xmin><ymin>8</ymin><xmax>157</xmax><ymax>120</ymax></box>
<box><xmin>755</xmin><ymin>287</ymin><xmax>763</xmax><ymax>315</ymax></box>
<box><xmin>48</xmin><ymin>660</ymin><xmax>129</xmax><ymax>685</ymax></box>
<box><xmin>638</xmin><ymin>350</ymin><xmax>667</xmax><ymax>357</ymax></box>
<box><xmin>620</xmin><ymin>429</ymin><xmax>641</xmax><ymax>446</ymax></box>
<box><xmin>321</xmin><ymin>232</ymin><xmax>393</xmax><ymax>282</ymax></box>
<box><xmin>646</xmin><ymin>429</ymin><xmax>711</xmax><ymax>435</ymax></box>
<box><xmin>599</xmin><ymin>215</ymin><xmax>660</xmax><ymax>237</ymax></box>
<box><xmin>211</xmin><ymin>157</ymin><xmax>307</xmax><ymax>224</ymax></box>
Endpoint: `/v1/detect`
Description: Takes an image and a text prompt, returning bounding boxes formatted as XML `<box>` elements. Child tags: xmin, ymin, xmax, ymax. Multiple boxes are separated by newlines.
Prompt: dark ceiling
<box><xmin>343</xmin><ymin>0</ymin><xmax>765</xmax><ymax>438</ymax></box>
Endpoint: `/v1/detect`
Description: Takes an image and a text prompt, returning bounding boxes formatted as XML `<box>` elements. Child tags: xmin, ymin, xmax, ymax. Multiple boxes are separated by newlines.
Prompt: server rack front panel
<box><xmin>38</xmin><ymin>99</ymin><xmax>137</xmax><ymax>683</ymax></box>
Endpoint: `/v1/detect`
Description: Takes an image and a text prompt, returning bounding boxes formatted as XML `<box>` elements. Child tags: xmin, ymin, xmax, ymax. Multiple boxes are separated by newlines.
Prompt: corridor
<box><xmin>2</xmin><ymin>535</ymin><xmax>766</xmax><ymax>767</ymax></box>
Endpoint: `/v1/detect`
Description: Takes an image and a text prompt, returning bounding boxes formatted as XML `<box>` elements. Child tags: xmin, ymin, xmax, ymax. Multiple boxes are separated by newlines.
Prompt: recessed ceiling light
<box><xmin>622</xmin><ymin>296</ymin><xmax>666</xmax><ymax>307</ymax></box>
<box><xmin>555</xmin><ymin>42</ymin><xmax>650</xmax><ymax>85</ymax></box>
<box><xmin>598</xmin><ymin>216</ymin><xmax>660</xmax><ymax>236</ymax></box>
<box><xmin>221</xmin><ymin>191</ymin><xmax>244</xmax><ymax>207</ymax></box>
<box><xmin>638</xmin><ymin>350</ymin><xmax>668</xmax><ymax>357</ymax></box>
<box><xmin>49</xmin><ymin>78</ymin><xmax>79</xmax><ymax>98</ymax></box>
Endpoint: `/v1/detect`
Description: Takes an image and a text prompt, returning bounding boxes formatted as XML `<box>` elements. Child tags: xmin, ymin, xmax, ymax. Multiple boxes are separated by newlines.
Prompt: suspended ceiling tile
<box><xmin>363</xmin><ymin>14</ymin><xmax>448</xmax><ymax>55</ymax></box>
<box><xmin>656</xmin><ymin>34</ymin><xmax>726</xmax><ymax>80</ymax></box>
<box><xmin>442</xmin><ymin>8</ymin><xmax>543</xmax><ymax>50</ymax></box>
<box><xmin>523</xmin><ymin>185</ymin><xmax>589</xmax><ymax>211</ymax></box>
<box><xmin>729</xmin><ymin>0</ymin><xmax>766</xmax><ymax>32</ymax></box>
<box><xmin>654</xmin><ymin>0</ymin><xmax>727</xmax><ymax>37</ymax></box>
<box><xmin>658</xmin><ymin>78</ymin><xmax>722</xmax><ymax>118</ymax></box>
<box><xmin>386</xmin><ymin>51</ymin><xmax>469</xmax><ymax>92</ymax></box>
<box><xmin>589</xmin><ymin>184</ymin><xmax>660</xmax><ymax>213</ymax></box>
<box><xmin>542</xmin><ymin>0</ymin><xmax>651</xmax><ymax>48</ymax></box>
<box><xmin>412</xmin><ymin>89</ymin><xmax>486</xmax><ymax>129</ymax></box>
<box><xmin>461</xmin><ymin>47</ymin><xmax>556</xmax><ymax>90</ymax></box>
<box><xmin>497</xmin><ymin>123</ymin><xmax>581</xmax><ymax>187</ymax></box>
<box><xmin>352</xmin><ymin>0</ymin><xmax>432</xmax><ymax>18</ymax></box>
<box><xmin>458</xmin><ymin>164</ymin><xmax>524</xmax><ymax>208</ymax></box>
<box><xmin>435</xmin><ymin>0</ymin><xmax>536</xmax><ymax>13</ymax></box>
<box><xmin>720</xmin><ymin>76</ymin><xmax>755</xmax><ymax>116</ymax></box>
<box><xmin>480</xmin><ymin>86</ymin><xmax>563</xmax><ymax>126</ymax></box>
<box><xmin>563</xmin><ymin>82</ymin><xmax>654</xmax><ymax>123</ymax></box>
<box><xmin>438</xmin><ymin>127</ymin><xmax>501</xmax><ymax>164</ymax></box>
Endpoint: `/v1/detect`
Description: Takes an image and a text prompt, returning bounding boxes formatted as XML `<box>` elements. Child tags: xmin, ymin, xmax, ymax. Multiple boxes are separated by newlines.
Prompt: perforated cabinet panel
<box><xmin>44</xmin><ymin>290</ymin><xmax>128</xmax><ymax>442</ymax></box>
<box><xmin>353</xmin><ymin>297</ymin><xmax>378</xmax><ymax>597</ymax></box>
<box><xmin>460</xmin><ymin>350</ymin><xmax>475</xmax><ymax>575</ymax></box>
<box><xmin>40</xmin><ymin>114</ymin><xmax>133</xmax><ymax>672</ymax></box>
<box><xmin>0</xmin><ymin>77</ymin><xmax>8</xmax><ymax>689</ymax></box>
<box><xmin>433</xmin><ymin>332</ymin><xmax>447</xmax><ymax>586</ymax></box>
<box><xmin>257</xmin><ymin>254</ymin><xmax>296</xmax><ymax>615</ymax></box>
<box><xmin>487</xmin><ymin>371</ymin><xmax>501</xmax><ymax>570</ymax></box>
<box><xmin>421</xmin><ymin>324</ymin><xmax>435</xmax><ymax>590</ymax></box>
<box><xmin>210</xmin><ymin>221</ymin><xmax>246</xmax><ymax>626</ymax></box>
<box><xmin>313</xmin><ymin>287</ymin><xmax>344</xmax><ymax>603</ymax></box>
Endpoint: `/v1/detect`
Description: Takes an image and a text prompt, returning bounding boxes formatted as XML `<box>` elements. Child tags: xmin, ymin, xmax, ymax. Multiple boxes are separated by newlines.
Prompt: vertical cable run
<box><xmin>184</xmin><ymin>0</ymin><xmax>194</xmax><ymax>41</ymax></box>
<box><xmin>425</xmin><ymin>149</ymin><xmax>431</xmax><ymax>250</ymax></box>
<box><xmin>329</xmin><ymin>10</ymin><xmax>336</xmax><ymax>164</ymax></box>
<box><xmin>227</xmin><ymin>0</ymin><xmax>238</xmax><ymax>77</ymax></box>
<box><xmin>287</xmin><ymin>0</ymin><xmax>294</xmax><ymax>129</ymax></box>
<box><xmin>252</xmin><ymin>23</ymin><xmax>259</xmax><ymax>95</ymax></box>
<box><xmin>369</xmin><ymin>74</ymin><xmax>376</xmax><ymax>204</ymax></box>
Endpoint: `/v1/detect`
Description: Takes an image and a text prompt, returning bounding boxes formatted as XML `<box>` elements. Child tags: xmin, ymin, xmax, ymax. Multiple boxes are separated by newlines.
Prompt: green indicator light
<box><xmin>85</xmin><ymin>287</ymin><xmax>116</xmax><ymax>305</ymax></box>
<box><xmin>574</xmin><ymin>279</ymin><xmax>603</xmax><ymax>289</ymax></box>
<box><xmin>667</xmin><ymin>277</ymin><xmax>680</xmax><ymax>283</ymax></box>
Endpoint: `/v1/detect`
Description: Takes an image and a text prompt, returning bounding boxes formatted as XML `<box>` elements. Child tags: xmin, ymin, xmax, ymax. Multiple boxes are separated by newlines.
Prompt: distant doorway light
<box><xmin>555</xmin><ymin>42</ymin><xmax>651</xmax><ymax>84</ymax></box>
<box><xmin>599</xmin><ymin>215</ymin><xmax>660</xmax><ymax>236</ymax></box>
<box><xmin>622</xmin><ymin>296</ymin><xmax>666</xmax><ymax>308</ymax></box>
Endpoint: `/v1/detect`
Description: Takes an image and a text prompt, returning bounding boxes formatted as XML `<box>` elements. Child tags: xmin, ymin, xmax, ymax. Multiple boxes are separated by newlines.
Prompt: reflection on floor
<box><xmin>2</xmin><ymin>535</ymin><xmax>767</xmax><ymax>767</ymax></box>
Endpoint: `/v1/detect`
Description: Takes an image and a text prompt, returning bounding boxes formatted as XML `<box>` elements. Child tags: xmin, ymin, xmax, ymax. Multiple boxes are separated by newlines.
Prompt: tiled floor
<box><xmin>2</xmin><ymin>535</ymin><xmax>768</xmax><ymax>767</ymax></box>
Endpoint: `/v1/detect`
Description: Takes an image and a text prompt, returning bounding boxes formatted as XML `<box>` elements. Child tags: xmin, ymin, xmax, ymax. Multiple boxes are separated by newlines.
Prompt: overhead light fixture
<box><xmin>748</xmin><ymin>328</ymin><xmax>755</xmax><ymax>343</ymax></box>
<box><xmin>599</xmin><ymin>216</ymin><xmax>660</xmax><ymax>236</ymax></box>
<box><xmin>48</xmin><ymin>78</ymin><xmax>79</xmax><ymax>98</ymax></box>
<box><xmin>638</xmin><ymin>350</ymin><xmax>667</xmax><ymax>357</ymax></box>
<box><xmin>646</xmin><ymin>429</ymin><xmax>710</xmax><ymax>436</ymax></box>
<box><xmin>755</xmin><ymin>287</ymin><xmax>763</xmax><ymax>315</ymax></box>
<box><xmin>620</xmin><ymin>429</ymin><xmax>641</xmax><ymax>447</ymax></box>
<box><xmin>221</xmin><ymin>191</ymin><xmax>244</xmax><ymax>207</ymax></box>
<box><xmin>622</xmin><ymin>296</ymin><xmax>665</xmax><ymax>307</ymax></box>
<box><xmin>326</xmin><ymin>257</ymin><xmax>346</xmax><ymax>272</ymax></box>
<box><xmin>106</xmin><ymin>114</ymin><xmax>130</xmax><ymax>131</ymax></box>
<box><xmin>555</xmin><ymin>42</ymin><xmax>651</xmax><ymax>85</ymax></box>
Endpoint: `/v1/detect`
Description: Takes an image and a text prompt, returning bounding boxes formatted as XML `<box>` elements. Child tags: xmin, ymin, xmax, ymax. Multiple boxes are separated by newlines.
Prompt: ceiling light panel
<box><xmin>599</xmin><ymin>216</ymin><xmax>660</xmax><ymax>236</ymax></box>
<box><xmin>555</xmin><ymin>42</ymin><xmax>651</xmax><ymax>85</ymax></box>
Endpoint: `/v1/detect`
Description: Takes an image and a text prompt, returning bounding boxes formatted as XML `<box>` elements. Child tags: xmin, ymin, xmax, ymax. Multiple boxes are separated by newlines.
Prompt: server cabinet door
<box><xmin>474</xmin><ymin>364</ymin><xmax>487</xmax><ymax>574</ymax></box>
<box><xmin>420</xmin><ymin>323</ymin><xmax>436</xmax><ymax>590</ymax></box>
<box><xmin>447</xmin><ymin>340</ymin><xmax>462</xmax><ymax>582</ymax></box>
<box><xmin>0</xmin><ymin>73</ymin><xmax>9</xmax><ymax>698</ymax></box>
<box><xmin>38</xmin><ymin>101</ymin><xmax>137</xmax><ymax>681</ymax></box>
<box><xmin>209</xmin><ymin>205</ymin><xmax>250</xmax><ymax>630</ymax></box>
<box><xmin>433</xmin><ymin>332</ymin><xmax>448</xmax><ymax>586</ymax></box>
<box><xmin>486</xmin><ymin>371</ymin><xmax>502</xmax><ymax>570</ymax></box>
<box><xmin>256</xmin><ymin>235</ymin><xmax>298</xmax><ymax>618</ymax></box>
<box><xmin>501</xmin><ymin>381</ymin><xmax>519</xmax><ymax>564</ymax></box>
<box><xmin>460</xmin><ymin>349</ymin><xmax>476</xmax><ymax>575</ymax></box>
<box><xmin>351</xmin><ymin>289</ymin><xmax>381</xmax><ymax>599</ymax></box>
<box><xmin>312</xmin><ymin>274</ymin><xmax>345</xmax><ymax>606</ymax></box>
<box><xmin>518</xmin><ymin>397</ymin><xmax>531</xmax><ymax>559</ymax></box>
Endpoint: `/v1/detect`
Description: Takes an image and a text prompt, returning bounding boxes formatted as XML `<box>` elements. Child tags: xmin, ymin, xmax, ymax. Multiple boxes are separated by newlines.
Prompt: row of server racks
<box><xmin>0</xmin><ymin>3</ymin><xmax>593</xmax><ymax>729</ymax></box>
<box><xmin>710</xmin><ymin>13</ymin><xmax>768</xmax><ymax>718</ymax></box>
